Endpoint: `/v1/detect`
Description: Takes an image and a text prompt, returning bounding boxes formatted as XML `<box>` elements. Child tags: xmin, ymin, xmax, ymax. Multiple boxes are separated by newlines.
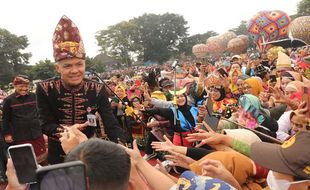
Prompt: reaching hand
<box><xmin>164</xmin><ymin>150</ymin><xmax>195</xmax><ymax>169</ymax></box>
<box><xmin>259</xmin><ymin>92</ymin><xmax>269</xmax><ymax>106</ymax></box>
<box><xmin>293</xmin><ymin>101</ymin><xmax>310</xmax><ymax>125</ymax></box>
<box><xmin>296</xmin><ymin>101</ymin><xmax>309</xmax><ymax>116</ymax></box>
<box><xmin>270</xmin><ymin>86</ymin><xmax>287</xmax><ymax>104</ymax></box>
<box><xmin>195</xmin><ymin>121</ymin><xmax>215</xmax><ymax>133</ymax></box>
<box><xmin>186</xmin><ymin>123</ymin><xmax>231</xmax><ymax>148</ymax></box>
<box><xmin>147</xmin><ymin>120</ymin><xmax>159</xmax><ymax>128</ymax></box>
<box><xmin>72</xmin><ymin>122</ymin><xmax>89</xmax><ymax>131</ymax></box>
<box><xmin>4</xmin><ymin>134</ymin><xmax>13</xmax><ymax>144</ymax></box>
<box><xmin>199</xmin><ymin>159</ymin><xmax>241</xmax><ymax>190</ymax></box>
<box><xmin>5</xmin><ymin>159</ymin><xmax>27</xmax><ymax>190</ymax></box>
<box><xmin>59</xmin><ymin>126</ymin><xmax>87</xmax><ymax>154</ymax></box>
<box><xmin>155</xmin><ymin>159</ymin><xmax>169</xmax><ymax>176</ymax></box>
<box><xmin>151</xmin><ymin>135</ymin><xmax>175</xmax><ymax>152</ymax></box>
<box><xmin>143</xmin><ymin>91</ymin><xmax>151</xmax><ymax>101</ymax></box>
<box><xmin>119</xmin><ymin>139</ymin><xmax>143</xmax><ymax>165</ymax></box>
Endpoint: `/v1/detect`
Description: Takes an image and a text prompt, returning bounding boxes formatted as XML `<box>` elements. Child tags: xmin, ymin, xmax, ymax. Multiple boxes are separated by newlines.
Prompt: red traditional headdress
<box><xmin>52</xmin><ymin>15</ymin><xmax>85</xmax><ymax>62</ymax></box>
<box><xmin>13</xmin><ymin>75</ymin><xmax>30</xmax><ymax>86</ymax></box>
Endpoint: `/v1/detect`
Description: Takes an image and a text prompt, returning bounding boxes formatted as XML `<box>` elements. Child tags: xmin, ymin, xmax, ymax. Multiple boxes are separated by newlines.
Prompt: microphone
<box><xmin>88</xmin><ymin>66</ymin><xmax>97</xmax><ymax>74</ymax></box>
<box><xmin>172</xmin><ymin>60</ymin><xmax>179</xmax><ymax>68</ymax></box>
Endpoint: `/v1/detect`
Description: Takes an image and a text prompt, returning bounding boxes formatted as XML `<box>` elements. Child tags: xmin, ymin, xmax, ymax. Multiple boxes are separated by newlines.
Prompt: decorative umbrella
<box><xmin>247</xmin><ymin>10</ymin><xmax>291</xmax><ymax>51</ymax></box>
<box><xmin>289</xmin><ymin>16</ymin><xmax>310</xmax><ymax>45</ymax></box>
<box><xmin>192</xmin><ymin>44</ymin><xmax>208</xmax><ymax>58</ymax></box>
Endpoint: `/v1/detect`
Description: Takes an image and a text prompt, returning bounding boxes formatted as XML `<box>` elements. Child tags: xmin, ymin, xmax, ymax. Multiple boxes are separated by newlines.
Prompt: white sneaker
<box><xmin>143</xmin><ymin>152</ymin><xmax>157</xmax><ymax>161</ymax></box>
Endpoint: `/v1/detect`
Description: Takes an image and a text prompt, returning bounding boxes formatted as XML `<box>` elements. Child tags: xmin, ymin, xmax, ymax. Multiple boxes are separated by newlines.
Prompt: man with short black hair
<box><xmin>65</xmin><ymin>139</ymin><xmax>131</xmax><ymax>190</ymax></box>
<box><xmin>2</xmin><ymin>75</ymin><xmax>46</xmax><ymax>163</ymax></box>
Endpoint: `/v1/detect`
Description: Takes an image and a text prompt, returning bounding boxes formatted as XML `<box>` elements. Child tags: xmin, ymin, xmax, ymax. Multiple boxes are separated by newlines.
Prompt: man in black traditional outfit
<box><xmin>36</xmin><ymin>15</ymin><xmax>125</xmax><ymax>164</ymax></box>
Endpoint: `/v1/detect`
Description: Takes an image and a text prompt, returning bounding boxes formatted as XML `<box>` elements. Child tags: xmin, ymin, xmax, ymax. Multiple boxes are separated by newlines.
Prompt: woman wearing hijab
<box><xmin>143</xmin><ymin>87</ymin><xmax>198</xmax><ymax>147</ymax></box>
<box><xmin>220</xmin><ymin>94</ymin><xmax>278</xmax><ymax>141</ymax></box>
<box><xmin>279</xmin><ymin>71</ymin><xmax>310</xmax><ymax>91</ymax></box>
<box><xmin>111</xmin><ymin>85</ymin><xmax>131</xmax><ymax>144</ymax></box>
<box><xmin>228</xmin><ymin>66</ymin><xmax>242</xmax><ymax>96</ymax></box>
<box><xmin>243</xmin><ymin>77</ymin><xmax>264</xmax><ymax>97</ymax></box>
<box><xmin>238</xmin><ymin>94</ymin><xmax>278</xmax><ymax>139</ymax></box>
<box><xmin>276</xmin><ymin>81</ymin><xmax>309</xmax><ymax>141</ymax></box>
<box><xmin>205</xmin><ymin>74</ymin><xmax>237</xmax><ymax>119</ymax></box>
<box><xmin>235</xmin><ymin>75</ymin><xmax>250</xmax><ymax>98</ymax></box>
<box><xmin>125</xmin><ymin>96</ymin><xmax>145</xmax><ymax>146</ymax></box>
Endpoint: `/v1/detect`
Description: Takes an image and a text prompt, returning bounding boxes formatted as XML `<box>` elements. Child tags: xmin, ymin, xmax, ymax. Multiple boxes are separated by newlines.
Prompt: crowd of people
<box><xmin>0</xmin><ymin>15</ymin><xmax>309</xmax><ymax>190</ymax></box>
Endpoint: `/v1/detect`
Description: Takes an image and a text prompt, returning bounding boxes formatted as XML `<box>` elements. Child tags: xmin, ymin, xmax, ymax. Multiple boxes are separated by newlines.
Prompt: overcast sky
<box><xmin>0</xmin><ymin>0</ymin><xmax>300</xmax><ymax>64</ymax></box>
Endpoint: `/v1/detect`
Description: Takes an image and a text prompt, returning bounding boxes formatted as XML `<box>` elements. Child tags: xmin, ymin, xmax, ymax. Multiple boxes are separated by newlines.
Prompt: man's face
<box><xmin>231</xmin><ymin>59</ymin><xmax>241</xmax><ymax>66</ymax></box>
<box><xmin>236</xmin><ymin>79</ymin><xmax>245</xmax><ymax>93</ymax></box>
<box><xmin>243</xmin><ymin>82</ymin><xmax>253</xmax><ymax>95</ymax></box>
<box><xmin>14</xmin><ymin>84</ymin><xmax>29</xmax><ymax>96</ymax></box>
<box><xmin>231</xmin><ymin>63</ymin><xmax>241</xmax><ymax>71</ymax></box>
<box><xmin>56</xmin><ymin>58</ymin><xmax>85</xmax><ymax>87</ymax></box>
<box><xmin>291</xmin><ymin>115</ymin><xmax>307</xmax><ymax>134</ymax></box>
<box><xmin>281</xmin><ymin>77</ymin><xmax>293</xmax><ymax>91</ymax></box>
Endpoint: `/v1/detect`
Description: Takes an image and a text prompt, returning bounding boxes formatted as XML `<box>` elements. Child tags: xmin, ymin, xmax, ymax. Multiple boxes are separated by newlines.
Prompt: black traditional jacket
<box><xmin>2</xmin><ymin>92</ymin><xmax>42</xmax><ymax>141</ymax></box>
<box><xmin>36</xmin><ymin>77</ymin><xmax>125</xmax><ymax>142</ymax></box>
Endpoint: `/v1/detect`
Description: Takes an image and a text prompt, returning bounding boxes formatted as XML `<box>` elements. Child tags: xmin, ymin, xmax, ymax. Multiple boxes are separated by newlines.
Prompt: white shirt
<box><xmin>276</xmin><ymin>111</ymin><xmax>292</xmax><ymax>141</ymax></box>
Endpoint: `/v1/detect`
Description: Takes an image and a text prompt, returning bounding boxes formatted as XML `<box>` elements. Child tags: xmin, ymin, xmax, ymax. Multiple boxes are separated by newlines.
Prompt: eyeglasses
<box><xmin>243</xmin><ymin>84</ymin><xmax>252</xmax><ymax>90</ymax></box>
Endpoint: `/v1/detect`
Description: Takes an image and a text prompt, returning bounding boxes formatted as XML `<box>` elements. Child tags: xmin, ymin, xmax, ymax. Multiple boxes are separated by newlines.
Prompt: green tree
<box><xmin>297</xmin><ymin>0</ymin><xmax>310</xmax><ymax>16</ymax></box>
<box><xmin>27</xmin><ymin>59</ymin><xmax>56</xmax><ymax>80</ymax></box>
<box><xmin>0</xmin><ymin>28</ymin><xmax>31</xmax><ymax>86</ymax></box>
<box><xmin>96</xmin><ymin>21</ymin><xmax>140</xmax><ymax>67</ymax></box>
<box><xmin>96</xmin><ymin>13</ymin><xmax>189</xmax><ymax>64</ymax></box>
<box><xmin>132</xmin><ymin>13</ymin><xmax>188</xmax><ymax>62</ymax></box>
<box><xmin>178</xmin><ymin>31</ymin><xmax>218</xmax><ymax>56</ymax></box>
<box><xmin>230</xmin><ymin>20</ymin><xmax>248</xmax><ymax>35</ymax></box>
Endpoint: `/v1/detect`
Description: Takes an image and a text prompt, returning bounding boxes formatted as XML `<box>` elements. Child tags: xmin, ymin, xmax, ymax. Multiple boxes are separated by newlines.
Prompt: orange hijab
<box><xmin>244</xmin><ymin>77</ymin><xmax>264</xmax><ymax>97</ymax></box>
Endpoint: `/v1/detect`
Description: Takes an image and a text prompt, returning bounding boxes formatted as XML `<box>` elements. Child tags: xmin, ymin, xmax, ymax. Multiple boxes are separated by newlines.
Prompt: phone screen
<box><xmin>37</xmin><ymin>161</ymin><xmax>86</xmax><ymax>190</ymax></box>
<box><xmin>270</xmin><ymin>75</ymin><xmax>277</xmax><ymax>83</ymax></box>
<box><xmin>203</xmin><ymin>97</ymin><xmax>220</xmax><ymax>130</ymax></box>
<box><xmin>8</xmin><ymin>144</ymin><xmax>38</xmax><ymax>184</ymax></box>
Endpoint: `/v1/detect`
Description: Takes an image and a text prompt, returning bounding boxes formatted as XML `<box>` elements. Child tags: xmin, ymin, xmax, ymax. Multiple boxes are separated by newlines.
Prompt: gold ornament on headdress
<box><xmin>168</xmin><ymin>87</ymin><xmax>187</xmax><ymax>96</ymax></box>
<box><xmin>58</xmin><ymin>41</ymin><xmax>79</xmax><ymax>55</ymax></box>
<box><xmin>204</xmin><ymin>74</ymin><xmax>222</xmax><ymax>88</ymax></box>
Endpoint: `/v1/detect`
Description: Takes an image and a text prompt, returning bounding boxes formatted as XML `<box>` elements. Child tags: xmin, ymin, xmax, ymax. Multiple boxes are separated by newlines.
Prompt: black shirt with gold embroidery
<box><xmin>36</xmin><ymin>77</ymin><xmax>125</xmax><ymax>142</ymax></box>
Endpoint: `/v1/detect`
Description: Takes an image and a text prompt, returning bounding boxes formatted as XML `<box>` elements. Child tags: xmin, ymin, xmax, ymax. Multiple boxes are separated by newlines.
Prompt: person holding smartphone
<box><xmin>2</xmin><ymin>75</ymin><xmax>46</xmax><ymax>164</ymax></box>
<box><xmin>36</xmin><ymin>15</ymin><xmax>125</xmax><ymax>164</ymax></box>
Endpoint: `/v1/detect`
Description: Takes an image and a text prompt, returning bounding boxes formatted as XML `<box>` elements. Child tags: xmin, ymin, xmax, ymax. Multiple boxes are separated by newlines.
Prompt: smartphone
<box><xmin>203</xmin><ymin>97</ymin><xmax>220</xmax><ymax>131</ymax></box>
<box><xmin>135</xmin><ymin>80</ymin><xmax>141</xmax><ymax>87</ymax></box>
<box><xmin>8</xmin><ymin>143</ymin><xmax>38</xmax><ymax>184</ymax></box>
<box><xmin>270</xmin><ymin>75</ymin><xmax>277</xmax><ymax>83</ymax></box>
<box><xmin>36</xmin><ymin>161</ymin><xmax>87</xmax><ymax>190</ymax></box>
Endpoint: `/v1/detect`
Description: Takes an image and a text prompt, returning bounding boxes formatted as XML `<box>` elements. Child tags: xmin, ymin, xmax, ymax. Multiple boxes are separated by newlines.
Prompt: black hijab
<box><xmin>214</xmin><ymin>87</ymin><xmax>226</xmax><ymax>102</ymax></box>
<box><xmin>177</xmin><ymin>94</ymin><xmax>195</xmax><ymax>128</ymax></box>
